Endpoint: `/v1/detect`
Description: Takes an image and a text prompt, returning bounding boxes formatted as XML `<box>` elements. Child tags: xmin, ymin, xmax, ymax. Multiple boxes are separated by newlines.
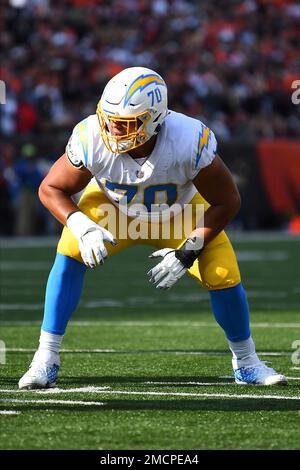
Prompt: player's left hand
<box><xmin>147</xmin><ymin>248</ymin><xmax>187</xmax><ymax>290</ymax></box>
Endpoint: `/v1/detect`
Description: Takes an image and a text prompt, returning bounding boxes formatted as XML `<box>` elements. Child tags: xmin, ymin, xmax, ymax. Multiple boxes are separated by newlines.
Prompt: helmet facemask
<box><xmin>97</xmin><ymin>106</ymin><xmax>153</xmax><ymax>153</ymax></box>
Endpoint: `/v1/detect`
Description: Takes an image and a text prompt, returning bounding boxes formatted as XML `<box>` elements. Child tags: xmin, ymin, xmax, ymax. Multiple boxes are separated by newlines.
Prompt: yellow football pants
<box><xmin>57</xmin><ymin>184</ymin><xmax>241</xmax><ymax>290</ymax></box>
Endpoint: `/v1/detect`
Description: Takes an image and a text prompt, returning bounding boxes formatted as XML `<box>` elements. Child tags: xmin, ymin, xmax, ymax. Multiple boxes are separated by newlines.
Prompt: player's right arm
<box><xmin>38</xmin><ymin>153</ymin><xmax>92</xmax><ymax>226</ymax></box>
<box><xmin>39</xmin><ymin>122</ymin><xmax>117</xmax><ymax>268</ymax></box>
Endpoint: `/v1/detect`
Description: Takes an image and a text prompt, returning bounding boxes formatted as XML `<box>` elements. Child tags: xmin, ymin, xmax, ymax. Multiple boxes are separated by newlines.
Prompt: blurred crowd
<box><xmin>1</xmin><ymin>0</ymin><xmax>300</xmax><ymax>235</ymax></box>
<box><xmin>1</xmin><ymin>0</ymin><xmax>300</xmax><ymax>140</ymax></box>
<box><xmin>0</xmin><ymin>142</ymin><xmax>59</xmax><ymax>236</ymax></box>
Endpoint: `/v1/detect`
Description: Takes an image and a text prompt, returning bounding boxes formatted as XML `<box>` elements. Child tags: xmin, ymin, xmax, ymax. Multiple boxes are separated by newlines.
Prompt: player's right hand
<box><xmin>66</xmin><ymin>211</ymin><xmax>117</xmax><ymax>268</ymax></box>
<box><xmin>78</xmin><ymin>225</ymin><xmax>117</xmax><ymax>268</ymax></box>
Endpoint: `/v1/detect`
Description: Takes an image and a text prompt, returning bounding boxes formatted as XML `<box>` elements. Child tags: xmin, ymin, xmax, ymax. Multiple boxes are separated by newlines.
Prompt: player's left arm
<box><xmin>147</xmin><ymin>154</ymin><xmax>241</xmax><ymax>289</ymax></box>
<box><xmin>190</xmin><ymin>153</ymin><xmax>241</xmax><ymax>245</ymax></box>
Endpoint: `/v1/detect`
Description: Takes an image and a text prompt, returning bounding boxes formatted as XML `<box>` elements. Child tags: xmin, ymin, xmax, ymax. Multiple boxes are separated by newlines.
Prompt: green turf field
<box><xmin>0</xmin><ymin>235</ymin><xmax>300</xmax><ymax>450</ymax></box>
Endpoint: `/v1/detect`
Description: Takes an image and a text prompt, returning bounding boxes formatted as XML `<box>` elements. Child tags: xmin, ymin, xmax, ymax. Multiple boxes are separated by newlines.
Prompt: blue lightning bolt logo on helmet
<box><xmin>123</xmin><ymin>73</ymin><xmax>166</xmax><ymax>107</ymax></box>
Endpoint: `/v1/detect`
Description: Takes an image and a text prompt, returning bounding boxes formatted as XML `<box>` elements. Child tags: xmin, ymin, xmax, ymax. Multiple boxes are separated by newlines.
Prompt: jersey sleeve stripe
<box><xmin>78</xmin><ymin>120</ymin><xmax>88</xmax><ymax>166</ymax></box>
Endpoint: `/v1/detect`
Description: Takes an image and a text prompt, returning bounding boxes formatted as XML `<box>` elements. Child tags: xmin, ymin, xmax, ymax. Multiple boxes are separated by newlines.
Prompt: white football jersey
<box><xmin>66</xmin><ymin>111</ymin><xmax>217</xmax><ymax>220</ymax></box>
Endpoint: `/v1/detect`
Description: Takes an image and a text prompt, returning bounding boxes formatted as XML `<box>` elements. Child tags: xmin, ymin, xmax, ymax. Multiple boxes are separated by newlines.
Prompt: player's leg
<box><xmin>19</xmin><ymin>183</ymin><xmax>131</xmax><ymax>389</ymax></box>
<box><xmin>188</xmin><ymin>231</ymin><xmax>287</xmax><ymax>385</ymax></box>
<box><xmin>153</xmin><ymin>194</ymin><xmax>287</xmax><ymax>386</ymax></box>
<box><xmin>152</xmin><ymin>213</ymin><xmax>254</xmax><ymax>369</ymax></box>
<box><xmin>18</xmin><ymin>254</ymin><xmax>87</xmax><ymax>389</ymax></box>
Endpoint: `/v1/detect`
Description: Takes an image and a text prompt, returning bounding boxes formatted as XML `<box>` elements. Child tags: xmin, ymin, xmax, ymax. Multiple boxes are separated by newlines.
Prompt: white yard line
<box><xmin>3</xmin><ymin>348</ymin><xmax>293</xmax><ymax>357</ymax></box>
<box><xmin>70</xmin><ymin>389</ymin><xmax>300</xmax><ymax>400</ymax></box>
<box><xmin>0</xmin><ymin>410</ymin><xmax>21</xmax><ymax>415</ymax></box>
<box><xmin>5</xmin><ymin>348</ymin><xmax>117</xmax><ymax>353</ymax></box>
<box><xmin>1</xmin><ymin>390</ymin><xmax>298</xmax><ymax>401</ymax></box>
<box><xmin>143</xmin><ymin>381</ymin><xmax>233</xmax><ymax>386</ymax></box>
<box><xmin>0</xmin><ymin>398</ymin><xmax>105</xmax><ymax>406</ymax></box>
<box><xmin>174</xmin><ymin>351</ymin><xmax>291</xmax><ymax>356</ymax></box>
<box><xmin>0</xmin><ymin>387</ymin><xmax>109</xmax><ymax>394</ymax></box>
<box><xmin>36</xmin><ymin>386</ymin><xmax>110</xmax><ymax>394</ymax></box>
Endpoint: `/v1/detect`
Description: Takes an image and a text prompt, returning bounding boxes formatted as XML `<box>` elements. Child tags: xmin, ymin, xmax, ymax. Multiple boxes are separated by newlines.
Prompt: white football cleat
<box><xmin>18</xmin><ymin>350</ymin><xmax>60</xmax><ymax>390</ymax></box>
<box><xmin>234</xmin><ymin>362</ymin><xmax>287</xmax><ymax>386</ymax></box>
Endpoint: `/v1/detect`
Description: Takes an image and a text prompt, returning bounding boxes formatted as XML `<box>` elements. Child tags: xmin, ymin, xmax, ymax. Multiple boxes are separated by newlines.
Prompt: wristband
<box><xmin>67</xmin><ymin>210</ymin><xmax>80</xmax><ymax>220</ymax></box>
<box><xmin>175</xmin><ymin>236</ymin><xmax>204</xmax><ymax>268</ymax></box>
<box><xmin>66</xmin><ymin>211</ymin><xmax>97</xmax><ymax>240</ymax></box>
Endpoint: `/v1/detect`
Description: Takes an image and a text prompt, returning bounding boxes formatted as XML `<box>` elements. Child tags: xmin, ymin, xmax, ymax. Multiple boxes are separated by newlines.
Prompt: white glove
<box><xmin>67</xmin><ymin>211</ymin><xmax>117</xmax><ymax>268</ymax></box>
<box><xmin>147</xmin><ymin>248</ymin><xmax>187</xmax><ymax>290</ymax></box>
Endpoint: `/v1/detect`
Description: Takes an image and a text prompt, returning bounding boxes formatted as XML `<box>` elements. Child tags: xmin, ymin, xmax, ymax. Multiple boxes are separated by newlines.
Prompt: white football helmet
<box><xmin>96</xmin><ymin>67</ymin><xmax>168</xmax><ymax>153</ymax></box>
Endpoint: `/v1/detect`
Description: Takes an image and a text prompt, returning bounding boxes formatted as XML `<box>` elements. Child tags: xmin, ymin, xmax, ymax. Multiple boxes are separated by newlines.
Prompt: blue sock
<box><xmin>209</xmin><ymin>283</ymin><xmax>251</xmax><ymax>342</ymax></box>
<box><xmin>42</xmin><ymin>253</ymin><xmax>86</xmax><ymax>335</ymax></box>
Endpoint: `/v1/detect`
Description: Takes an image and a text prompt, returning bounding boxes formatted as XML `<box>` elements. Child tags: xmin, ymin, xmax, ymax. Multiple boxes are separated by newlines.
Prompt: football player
<box><xmin>19</xmin><ymin>67</ymin><xmax>287</xmax><ymax>389</ymax></box>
